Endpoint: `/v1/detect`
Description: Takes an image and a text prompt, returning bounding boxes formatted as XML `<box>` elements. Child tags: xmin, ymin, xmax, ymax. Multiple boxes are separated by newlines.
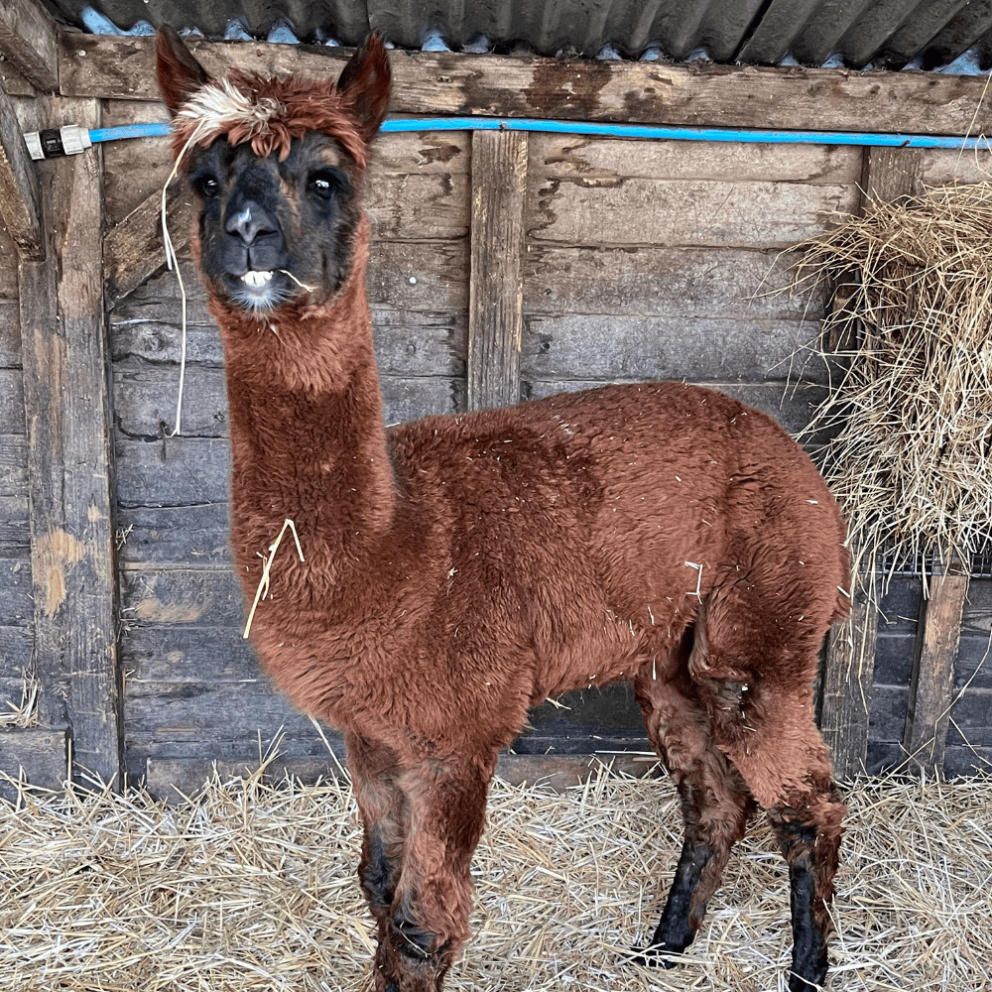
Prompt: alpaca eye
<box><xmin>308</xmin><ymin>170</ymin><xmax>344</xmax><ymax>201</ymax></box>
<box><xmin>194</xmin><ymin>174</ymin><xmax>220</xmax><ymax>198</ymax></box>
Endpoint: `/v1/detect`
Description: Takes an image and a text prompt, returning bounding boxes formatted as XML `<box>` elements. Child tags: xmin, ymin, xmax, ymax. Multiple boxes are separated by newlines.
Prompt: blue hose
<box><xmin>85</xmin><ymin>118</ymin><xmax>990</xmax><ymax>149</ymax></box>
<box><xmin>89</xmin><ymin>122</ymin><xmax>172</xmax><ymax>142</ymax></box>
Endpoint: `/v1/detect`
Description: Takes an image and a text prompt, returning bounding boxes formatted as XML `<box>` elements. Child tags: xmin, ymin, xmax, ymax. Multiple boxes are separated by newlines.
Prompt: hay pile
<box><xmin>1</xmin><ymin>764</ymin><xmax>990</xmax><ymax>991</ymax></box>
<box><xmin>792</xmin><ymin>182</ymin><xmax>992</xmax><ymax>593</ymax></box>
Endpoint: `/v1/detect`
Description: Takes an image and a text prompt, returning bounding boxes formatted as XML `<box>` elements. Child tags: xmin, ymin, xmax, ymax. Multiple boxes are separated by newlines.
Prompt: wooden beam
<box><xmin>0</xmin><ymin>0</ymin><xmax>59</xmax><ymax>93</ymax></box>
<box><xmin>19</xmin><ymin>96</ymin><xmax>122</xmax><ymax>788</ymax></box>
<box><xmin>0</xmin><ymin>77</ymin><xmax>43</xmax><ymax>260</ymax></box>
<box><xmin>467</xmin><ymin>129</ymin><xmax>527</xmax><ymax>410</ymax></box>
<box><xmin>820</xmin><ymin>591</ymin><xmax>879</xmax><ymax>780</ymax></box>
<box><xmin>859</xmin><ymin>146</ymin><xmax>926</xmax><ymax>206</ymax></box>
<box><xmin>59</xmin><ymin>34</ymin><xmax>992</xmax><ymax>136</ymax></box>
<box><xmin>903</xmin><ymin>563</ymin><xmax>969</xmax><ymax>775</ymax></box>
<box><xmin>818</xmin><ymin>145</ymin><xmax>925</xmax><ymax>780</ymax></box>
<box><xmin>104</xmin><ymin>185</ymin><xmax>195</xmax><ymax>308</ymax></box>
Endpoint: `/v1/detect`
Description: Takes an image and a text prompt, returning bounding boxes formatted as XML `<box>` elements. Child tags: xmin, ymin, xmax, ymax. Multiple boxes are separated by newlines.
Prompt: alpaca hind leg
<box><xmin>375</xmin><ymin>754</ymin><xmax>496</xmax><ymax>992</ymax></box>
<box><xmin>645</xmin><ymin>763</ymin><xmax>754</xmax><ymax>961</ymax></box>
<box><xmin>633</xmin><ymin>644</ymin><xmax>756</xmax><ymax>965</ymax></box>
<box><xmin>768</xmin><ymin>785</ymin><xmax>845</xmax><ymax>991</ymax></box>
<box><xmin>716</xmin><ymin>687</ymin><xmax>846</xmax><ymax>992</ymax></box>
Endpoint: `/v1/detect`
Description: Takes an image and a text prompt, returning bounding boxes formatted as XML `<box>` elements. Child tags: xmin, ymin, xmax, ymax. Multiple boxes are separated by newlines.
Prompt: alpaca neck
<box><xmin>216</xmin><ymin>246</ymin><xmax>396</xmax><ymax>567</ymax></box>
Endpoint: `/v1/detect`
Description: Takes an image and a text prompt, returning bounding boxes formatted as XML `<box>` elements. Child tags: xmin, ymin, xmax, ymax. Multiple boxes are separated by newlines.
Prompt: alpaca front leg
<box><xmin>374</xmin><ymin>756</ymin><xmax>494</xmax><ymax>992</ymax></box>
<box><xmin>634</xmin><ymin>652</ymin><xmax>756</xmax><ymax>966</ymax></box>
<box><xmin>346</xmin><ymin>733</ymin><xmax>408</xmax><ymax>943</ymax></box>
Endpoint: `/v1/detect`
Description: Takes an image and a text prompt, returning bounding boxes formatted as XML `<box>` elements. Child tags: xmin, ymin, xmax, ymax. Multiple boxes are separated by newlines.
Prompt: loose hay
<box><xmin>791</xmin><ymin>182</ymin><xmax>992</xmax><ymax>595</ymax></box>
<box><xmin>1</xmin><ymin>765</ymin><xmax>989</xmax><ymax>991</ymax></box>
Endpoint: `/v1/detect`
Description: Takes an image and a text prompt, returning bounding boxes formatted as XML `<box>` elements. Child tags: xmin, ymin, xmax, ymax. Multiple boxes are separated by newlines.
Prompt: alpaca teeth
<box><xmin>242</xmin><ymin>270</ymin><xmax>273</xmax><ymax>288</ymax></box>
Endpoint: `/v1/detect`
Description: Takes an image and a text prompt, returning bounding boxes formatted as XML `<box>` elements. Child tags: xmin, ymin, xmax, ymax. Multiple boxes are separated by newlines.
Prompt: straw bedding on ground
<box><xmin>1</xmin><ymin>763</ymin><xmax>989</xmax><ymax>991</ymax></box>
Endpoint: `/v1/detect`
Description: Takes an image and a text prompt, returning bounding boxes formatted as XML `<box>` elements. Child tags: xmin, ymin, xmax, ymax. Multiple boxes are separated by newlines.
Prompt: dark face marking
<box><xmin>186</xmin><ymin>132</ymin><xmax>360</xmax><ymax>313</ymax></box>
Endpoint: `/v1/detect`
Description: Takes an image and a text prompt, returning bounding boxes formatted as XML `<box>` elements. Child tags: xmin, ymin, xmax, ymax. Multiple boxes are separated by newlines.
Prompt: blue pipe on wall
<box><xmin>88</xmin><ymin>118</ymin><xmax>990</xmax><ymax>149</ymax></box>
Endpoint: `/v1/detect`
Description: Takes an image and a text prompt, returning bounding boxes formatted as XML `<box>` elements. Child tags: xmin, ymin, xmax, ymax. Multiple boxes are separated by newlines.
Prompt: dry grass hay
<box><xmin>1</xmin><ymin>763</ymin><xmax>989</xmax><ymax>991</ymax></box>
<box><xmin>791</xmin><ymin>182</ymin><xmax>992</xmax><ymax>595</ymax></box>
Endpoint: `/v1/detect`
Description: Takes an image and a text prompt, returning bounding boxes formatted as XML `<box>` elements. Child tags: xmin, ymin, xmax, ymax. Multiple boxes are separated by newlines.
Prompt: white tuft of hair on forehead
<box><xmin>175</xmin><ymin>78</ymin><xmax>286</xmax><ymax>147</ymax></box>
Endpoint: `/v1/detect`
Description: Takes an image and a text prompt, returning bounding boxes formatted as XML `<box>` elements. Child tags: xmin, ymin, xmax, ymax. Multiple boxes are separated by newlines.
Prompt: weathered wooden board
<box><xmin>98</xmin><ymin>100</ymin><xmax>175</xmax><ymax>226</ymax></box>
<box><xmin>530</xmin><ymin>134</ymin><xmax>862</xmax><ymax>185</ymax></box>
<box><xmin>0</xmin><ymin>371</ymin><xmax>23</xmax><ymax>432</ymax></box>
<box><xmin>821</xmin><ymin>593</ymin><xmax>880</xmax><ymax>780</ymax></box>
<box><xmin>870</xmin><ymin>685</ymin><xmax>913</xmax><ymax>747</ymax></box>
<box><xmin>115</xmin><ymin>366</ymin><xmax>228</xmax><ymax>439</ymax></box>
<box><xmin>117</xmin><ymin>504</ymin><xmax>233</xmax><ymax>568</ymax></box>
<box><xmin>112</xmin><ymin>292</ymin><xmax>465</xmax><ymax>368</ymax></box>
<box><xmin>0</xmin><ymin>76</ymin><xmax>43</xmax><ymax>260</ymax></box>
<box><xmin>125</xmin><ymin>680</ymin><xmax>318</xmax><ymax>756</ymax></box>
<box><xmin>521</xmin><ymin>315</ymin><xmax>826</xmax><ymax>384</ymax></box>
<box><xmin>903</xmin><ymin>567</ymin><xmax>970</xmax><ymax>773</ymax></box>
<box><xmin>19</xmin><ymin>95</ymin><xmax>121</xmax><ymax>782</ymax></box>
<box><xmin>104</xmin><ymin>184</ymin><xmax>195</xmax><ymax>307</ymax></box>
<box><xmin>114</xmin><ymin>370</ymin><xmax>459</xmax><ymax>450</ymax></box>
<box><xmin>100</xmin><ymin>108</ymin><xmax>471</xmax><ymax>229</ymax></box>
<box><xmin>527</xmin><ymin>176</ymin><xmax>858</xmax><ymax>248</ymax></box>
<box><xmin>0</xmin><ymin>302</ymin><xmax>20</xmax><ymax>366</ymax></box>
<box><xmin>380</xmin><ymin>375</ymin><xmax>463</xmax><ymax>423</ymax></box>
<box><xmin>121</xmin><ymin>567</ymin><xmax>249</xmax><ymax>630</ymax></box>
<box><xmin>121</xmin><ymin>625</ymin><xmax>255</xmax><ymax>684</ymax></box>
<box><xmin>368</xmin><ymin>241</ymin><xmax>469</xmax><ymax>310</ymax></box>
<box><xmin>0</xmin><ymin>551</ymin><xmax>32</xmax><ymax>621</ymax></box>
<box><xmin>116</xmin><ymin>436</ymin><xmax>230</xmax><ymax>507</ymax></box>
<box><xmin>524</xmin><ymin>246</ymin><xmax>818</xmax><ymax>320</ymax></box>
<box><xmin>0</xmin><ymin>496</ymin><xmax>30</xmax><ymax>550</ymax></box>
<box><xmin>110</xmin><ymin>248</ymin><xmax>468</xmax><ymax>358</ymax></box>
<box><xmin>0</xmin><ymin>55</ymin><xmax>36</xmax><ymax>98</ymax></box>
<box><xmin>947</xmin><ymin>689</ymin><xmax>992</xmax><ymax>747</ymax></box>
<box><xmin>0</xmin><ymin>213</ymin><xmax>21</xmax><ymax>298</ymax></box>
<box><xmin>468</xmin><ymin>129</ymin><xmax>527</xmax><ymax>410</ymax></box>
<box><xmin>371</xmin><ymin>309</ymin><xmax>466</xmax><ymax>376</ymax></box>
<box><xmin>0</xmin><ymin>434</ymin><xmax>27</xmax><ymax>495</ymax></box>
<box><xmin>920</xmin><ymin>148</ymin><xmax>992</xmax><ymax>187</ymax></box>
<box><xmin>0</xmin><ymin>727</ymin><xmax>67</xmax><ymax>801</ymax></box>
<box><xmin>367</xmin><ymin>172</ymin><xmax>470</xmax><ymax>240</ymax></box>
<box><xmin>953</xmin><ymin>580</ymin><xmax>992</xmax><ymax>697</ymax></box>
<box><xmin>944</xmin><ymin>745</ymin><xmax>992</xmax><ymax>778</ymax></box>
<box><xmin>0</xmin><ymin>0</ymin><xmax>59</xmax><ymax>94</ymax></box>
<box><xmin>0</xmin><ymin>627</ymin><xmax>32</xmax><ymax>670</ymax></box>
<box><xmin>59</xmin><ymin>35</ymin><xmax>992</xmax><ymax>137</ymax></box>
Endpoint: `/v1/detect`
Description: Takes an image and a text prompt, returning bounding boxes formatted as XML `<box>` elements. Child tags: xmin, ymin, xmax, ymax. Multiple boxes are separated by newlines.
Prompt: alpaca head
<box><xmin>155</xmin><ymin>27</ymin><xmax>390</xmax><ymax>315</ymax></box>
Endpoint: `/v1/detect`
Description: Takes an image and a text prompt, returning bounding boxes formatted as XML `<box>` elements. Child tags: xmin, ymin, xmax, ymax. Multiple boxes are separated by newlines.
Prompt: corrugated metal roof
<box><xmin>39</xmin><ymin>0</ymin><xmax>992</xmax><ymax>70</ymax></box>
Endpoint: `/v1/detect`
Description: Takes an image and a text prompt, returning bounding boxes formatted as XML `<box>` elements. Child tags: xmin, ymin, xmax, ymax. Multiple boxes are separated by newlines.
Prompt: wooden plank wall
<box><xmin>1</xmin><ymin>31</ymin><xmax>991</xmax><ymax>794</ymax></box>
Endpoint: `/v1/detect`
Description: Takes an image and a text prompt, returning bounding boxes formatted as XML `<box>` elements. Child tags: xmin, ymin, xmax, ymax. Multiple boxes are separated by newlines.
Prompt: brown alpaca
<box><xmin>156</xmin><ymin>28</ymin><xmax>849</xmax><ymax>992</ymax></box>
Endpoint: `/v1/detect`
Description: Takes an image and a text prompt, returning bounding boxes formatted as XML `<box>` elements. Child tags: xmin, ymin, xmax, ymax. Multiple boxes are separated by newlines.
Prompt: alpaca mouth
<box><xmin>243</xmin><ymin>270</ymin><xmax>273</xmax><ymax>289</ymax></box>
<box><xmin>227</xmin><ymin>269</ymin><xmax>292</xmax><ymax>312</ymax></box>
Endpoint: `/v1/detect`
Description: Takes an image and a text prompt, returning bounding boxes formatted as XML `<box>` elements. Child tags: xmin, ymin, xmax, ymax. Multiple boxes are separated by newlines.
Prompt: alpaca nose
<box><xmin>225</xmin><ymin>199</ymin><xmax>278</xmax><ymax>244</ymax></box>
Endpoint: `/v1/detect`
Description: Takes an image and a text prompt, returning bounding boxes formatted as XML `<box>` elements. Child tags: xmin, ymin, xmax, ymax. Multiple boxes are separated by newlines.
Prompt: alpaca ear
<box><xmin>337</xmin><ymin>33</ymin><xmax>391</xmax><ymax>143</ymax></box>
<box><xmin>156</xmin><ymin>25</ymin><xmax>212</xmax><ymax>117</ymax></box>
